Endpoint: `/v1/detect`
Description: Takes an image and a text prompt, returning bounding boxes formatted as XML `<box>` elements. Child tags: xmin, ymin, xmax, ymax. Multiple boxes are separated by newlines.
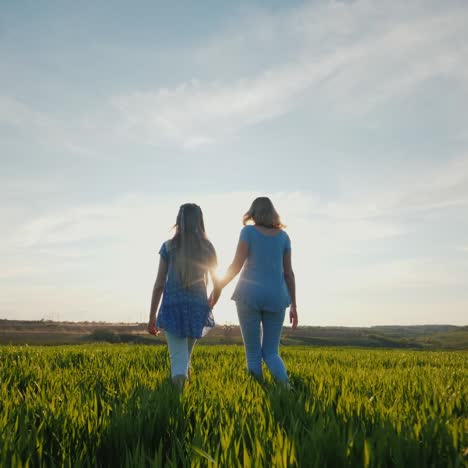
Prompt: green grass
<box><xmin>1</xmin><ymin>345</ymin><xmax>466</xmax><ymax>467</ymax></box>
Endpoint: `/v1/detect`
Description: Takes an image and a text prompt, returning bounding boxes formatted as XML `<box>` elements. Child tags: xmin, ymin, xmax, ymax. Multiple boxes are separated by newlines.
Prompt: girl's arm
<box><xmin>148</xmin><ymin>257</ymin><xmax>168</xmax><ymax>335</ymax></box>
<box><xmin>220</xmin><ymin>239</ymin><xmax>249</xmax><ymax>288</ymax></box>
<box><xmin>209</xmin><ymin>240</ymin><xmax>248</xmax><ymax>308</ymax></box>
<box><xmin>283</xmin><ymin>250</ymin><xmax>298</xmax><ymax>330</ymax></box>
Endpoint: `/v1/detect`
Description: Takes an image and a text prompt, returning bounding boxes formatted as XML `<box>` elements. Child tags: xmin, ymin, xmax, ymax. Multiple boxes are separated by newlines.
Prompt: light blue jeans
<box><xmin>164</xmin><ymin>331</ymin><xmax>196</xmax><ymax>378</ymax></box>
<box><xmin>236</xmin><ymin>302</ymin><xmax>289</xmax><ymax>382</ymax></box>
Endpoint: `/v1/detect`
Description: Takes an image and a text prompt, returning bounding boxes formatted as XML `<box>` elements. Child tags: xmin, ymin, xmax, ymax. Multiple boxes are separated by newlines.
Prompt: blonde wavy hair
<box><xmin>243</xmin><ymin>197</ymin><xmax>285</xmax><ymax>229</ymax></box>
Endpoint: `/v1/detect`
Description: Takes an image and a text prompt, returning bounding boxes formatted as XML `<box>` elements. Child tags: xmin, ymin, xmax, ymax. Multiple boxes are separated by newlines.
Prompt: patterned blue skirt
<box><xmin>156</xmin><ymin>281</ymin><xmax>215</xmax><ymax>338</ymax></box>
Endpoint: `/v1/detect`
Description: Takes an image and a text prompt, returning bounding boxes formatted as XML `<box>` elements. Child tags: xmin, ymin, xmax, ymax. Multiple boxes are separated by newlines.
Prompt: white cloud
<box><xmin>0</xmin><ymin>96</ymin><xmax>50</xmax><ymax>128</ymax></box>
<box><xmin>111</xmin><ymin>1</ymin><xmax>468</xmax><ymax>147</ymax></box>
<box><xmin>2</xmin><ymin>1</ymin><xmax>466</xmax><ymax>153</ymax></box>
<box><xmin>1</xmin><ymin>1</ymin><xmax>468</xmax><ymax>325</ymax></box>
<box><xmin>393</xmin><ymin>156</ymin><xmax>468</xmax><ymax>213</ymax></box>
<box><xmin>2</xmin><ymin>164</ymin><xmax>467</xmax><ymax>324</ymax></box>
<box><xmin>0</xmin><ymin>95</ymin><xmax>101</xmax><ymax>159</ymax></box>
<box><xmin>110</xmin><ymin>59</ymin><xmax>333</xmax><ymax>146</ymax></box>
<box><xmin>329</xmin><ymin>258</ymin><xmax>468</xmax><ymax>291</ymax></box>
<box><xmin>320</xmin><ymin>154</ymin><xmax>468</xmax><ymax>222</ymax></box>
<box><xmin>0</xmin><ymin>189</ymin><xmax>403</xmax><ymax>321</ymax></box>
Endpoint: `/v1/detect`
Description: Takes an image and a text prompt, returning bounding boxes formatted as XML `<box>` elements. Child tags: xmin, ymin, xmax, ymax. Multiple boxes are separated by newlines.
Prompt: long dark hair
<box><xmin>172</xmin><ymin>203</ymin><xmax>216</xmax><ymax>288</ymax></box>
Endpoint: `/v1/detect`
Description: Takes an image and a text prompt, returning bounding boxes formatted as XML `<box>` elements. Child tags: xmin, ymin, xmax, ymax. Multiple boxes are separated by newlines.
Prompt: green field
<box><xmin>1</xmin><ymin>345</ymin><xmax>467</xmax><ymax>467</ymax></box>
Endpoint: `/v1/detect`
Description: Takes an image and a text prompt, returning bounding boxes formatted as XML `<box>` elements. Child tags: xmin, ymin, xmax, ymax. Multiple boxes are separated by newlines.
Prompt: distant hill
<box><xmin>280</xmin><ymin>325</ymin><xmax>468</xmax><ymax>350</ymax></box>
<box><xmin>1</xmin><ymin>320</ymin><xmax>467</xmax><ymax>349</ymax></box>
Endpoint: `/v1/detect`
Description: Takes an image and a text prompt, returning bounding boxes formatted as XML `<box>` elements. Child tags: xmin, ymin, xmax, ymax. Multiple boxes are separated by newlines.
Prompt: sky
<box><xmin>1</xmin><ymin>0</ymin><xmax>467</xmax><ymax>326</ymax></box>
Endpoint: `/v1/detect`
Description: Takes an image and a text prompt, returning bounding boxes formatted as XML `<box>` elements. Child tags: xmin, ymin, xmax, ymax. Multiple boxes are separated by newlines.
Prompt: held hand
<box><xmin>289</xmin><ymin>305</ymin><xmax>298</xmax><ymax>330</ymax></box>
<box><xmin>147</xmin><ymin>317</ymin><xmax>160</xmax><ymax>336</ymax></box>
<box><xmin>208</xmin><ymin>288</ymin><xmax>221</xmax><ymax>309</ymax></box>
<box><xmin>208</xmin><ymin>292</ymin><xmax>215</xmax><ymax>309</ymax></box>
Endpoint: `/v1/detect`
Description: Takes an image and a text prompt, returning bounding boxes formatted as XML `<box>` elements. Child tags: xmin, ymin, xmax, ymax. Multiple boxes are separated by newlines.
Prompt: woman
<box><xmin>148</xmin><ymin>203</ymin><xmax>217</xmax><ymax>389</ymax></box>
<box><xmin>210</xmin><ymin>197</ymin><xmax>298</xmax><ymax>384</ymax></box>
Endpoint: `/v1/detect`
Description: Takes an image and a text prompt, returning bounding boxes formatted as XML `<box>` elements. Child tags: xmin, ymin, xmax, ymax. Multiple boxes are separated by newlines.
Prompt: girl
<box><xmin>148</xmin><ymin>203</ymin><xmax>217</xmax><ymax>389</ymax></box>
<box><xmin>210</xmin><ymin>197</ymin><xmax>298</xmax><ymax>384</ymax></box>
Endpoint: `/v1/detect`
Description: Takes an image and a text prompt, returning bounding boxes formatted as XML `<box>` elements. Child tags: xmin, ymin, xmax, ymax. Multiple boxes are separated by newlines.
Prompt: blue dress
<box><xmin>231</xmin><ymin>225</ymin><xmax>291</xmax><ymax>313</ymax></box>
<box><xmin>156</xmin><ymin>240</ymin><xmax>215</xmax><ymax>338</ymax></box>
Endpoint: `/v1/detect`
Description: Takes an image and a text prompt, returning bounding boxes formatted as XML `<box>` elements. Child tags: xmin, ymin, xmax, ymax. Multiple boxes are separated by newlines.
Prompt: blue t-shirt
<box><xmin>231</xmin><ymin>225</ymin><xmax>292</xmax><ymax>312</ymax></box>
<box><xmin>156</xmin><ymin>239</ymin><xmax>216</xmax><ymax>338</ymax></box>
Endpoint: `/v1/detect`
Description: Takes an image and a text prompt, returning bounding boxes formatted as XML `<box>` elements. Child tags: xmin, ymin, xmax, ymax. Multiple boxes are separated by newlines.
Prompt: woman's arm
<box><xmin>220</xmin><ymin>239</ymin><xmax>249</xmax><ymax>288</ymax></box>
<box><xmin>209</xmin><ymin>240</ymin><xmax>248</xmax><ymax>308</ymax></box>
<box><xmin>283</xmin><ymin>250</ymin><xmax>298</xmax><ymax>330</ymax></box>
<box><xmin>148</xmin><ymin>257</ymin><xmax>168</xmax><ymax>335</ymax></box>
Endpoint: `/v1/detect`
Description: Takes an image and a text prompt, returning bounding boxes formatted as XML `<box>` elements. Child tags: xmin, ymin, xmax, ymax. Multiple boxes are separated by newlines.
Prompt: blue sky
<box><xmin>1</xmin><ymin>0</ymin><xmax>467</xmax><ymax>325</ymax></box>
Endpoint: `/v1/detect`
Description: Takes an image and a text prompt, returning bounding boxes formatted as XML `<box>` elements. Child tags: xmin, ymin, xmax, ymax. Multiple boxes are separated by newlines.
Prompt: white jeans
<box><xmin>164</xmin><ymin>331</ymin><xmax>197</xmax><ymax>377</ymax></box>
